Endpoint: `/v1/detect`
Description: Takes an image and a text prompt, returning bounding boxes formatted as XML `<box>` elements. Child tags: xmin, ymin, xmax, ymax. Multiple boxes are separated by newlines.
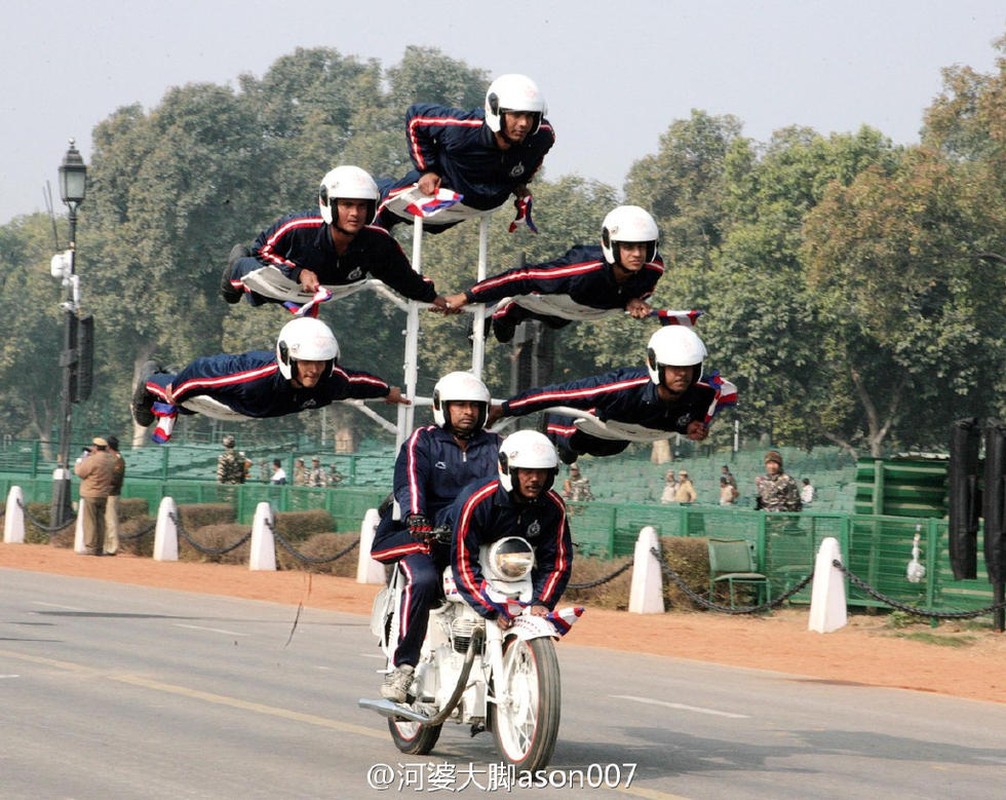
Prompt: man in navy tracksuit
<box><xmin>442</xmin><ymin>205</ymin><xmax>664</xmax><ymax>342</ymax></box>
<box><xmin>487</xmin><ymin>327</ymin><xmax>737</xmax><ymax>463</ymax></box>
<box><xmin>375</xmin><ymin>74</ymin><xmax>555</xmax><ymax>233</ymax></box>
<box><xmin>221</xmin><ymin>165</ymin><xmax>449</xmax><ymax>312</ymax></box>
<box><xmin>450</xmin><ymin>430</ymin><xmax>572</xmax><ymax>629</ymax></box>
<box><xmin>371</xmin><ymin>373</ymin><xmax>501</xmax><ymax>703</ymax></box>
<box><xmin>130</xmin><ymin>318</ymin><xmax>407</xmax><ymax>443</ymax></box>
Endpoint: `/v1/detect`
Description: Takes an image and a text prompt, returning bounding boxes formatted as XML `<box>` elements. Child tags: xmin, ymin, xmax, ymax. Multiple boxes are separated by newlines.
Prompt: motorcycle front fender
<box><xmin>507</xmin><ymin>613</ymin><xmax>560</xmax><ymax>642</ymax></box>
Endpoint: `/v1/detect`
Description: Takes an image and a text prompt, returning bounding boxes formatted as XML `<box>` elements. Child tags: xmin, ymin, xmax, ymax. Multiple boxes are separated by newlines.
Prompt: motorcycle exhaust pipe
<box><xmin>358</xmin><ymin>627</ymin><xmax>485</xmax><ymax>726</ymax></box>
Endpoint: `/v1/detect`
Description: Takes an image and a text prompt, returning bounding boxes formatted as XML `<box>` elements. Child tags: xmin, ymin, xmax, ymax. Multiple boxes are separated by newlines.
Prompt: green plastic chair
<box><xmin>708</xmin><ymin>538</ymin><xmax>771</xmax><ymax>608</ymax></box>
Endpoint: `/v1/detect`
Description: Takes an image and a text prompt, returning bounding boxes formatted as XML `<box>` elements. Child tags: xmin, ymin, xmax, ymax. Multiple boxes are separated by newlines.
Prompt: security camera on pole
<box><xmin>49</xmin><ymin>139</ymin><xmax>88</xmax><ymax>529</ymax></box>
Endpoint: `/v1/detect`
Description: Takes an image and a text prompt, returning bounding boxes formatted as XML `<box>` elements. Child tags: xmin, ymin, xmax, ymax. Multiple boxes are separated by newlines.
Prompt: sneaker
<box><xmin>131</xmin><ymin>360</ymin><xmax>161</xmax><ymax>428</ymax></box>
<box><xmin>220</xmin><ymin>244</ymin><xmax>249</xmax><ymax>304</ymax></box>
<box><xmin>380</xmin><ymin>664</ymin><xmax>415</xmax><ymax>703</ymax></box>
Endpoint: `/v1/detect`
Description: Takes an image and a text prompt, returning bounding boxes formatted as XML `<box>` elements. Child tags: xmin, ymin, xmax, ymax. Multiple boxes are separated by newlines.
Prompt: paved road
<box><xmin>2</xmin><ymin>568</ymin><xmax>1005</xmax><ymax>799</ymax></box>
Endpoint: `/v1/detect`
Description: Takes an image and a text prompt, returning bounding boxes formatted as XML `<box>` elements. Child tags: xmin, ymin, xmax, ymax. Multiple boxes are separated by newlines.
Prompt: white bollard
<box><xmin>628</xmin><ymin>526</ymin><xmax>665</xmax><ymax>614</ymax></box>
<box><xmin>249</xmin><ymin>502</ymin><xmax>276</xmax><ymax>571</ymax></box>
<box><xmin>3</xmin><ymin>486</ymin><xmax>26</xmax><ymax>544</ymax></box>
<box><xmin>808</xmin><ymin>536</ymin><xmax>848</xmax><ymax>633</ymax></box>
<box><xmin>356</xmin><ymin>508</ymin><xmax>387</xmax><ymax>585</ymax></box>
<box><xmin>153</xmin><ymin>496</ymin><xmax>179</xmax><ymax>562</ymax></box>
<box><xmin>74</xmin><ymin>499</ymin><xmax>86</xmax><ymax>553</ymax></box>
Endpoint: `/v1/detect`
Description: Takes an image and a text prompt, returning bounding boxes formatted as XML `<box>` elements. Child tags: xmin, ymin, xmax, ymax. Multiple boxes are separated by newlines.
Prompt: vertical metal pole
<box><xmin>470</xmin><ymin>216</ymin><xmax>490</xmax><ymax>379</ymax></box>
<box><xmin>397</xmin><ymin>214</ymin><xmax>423</xmax><ymax>453</ymax></box>
<box><xmin>50</xmin><ymin>209</ymin><xmax>78</xmax><ymax>530</ymax></box>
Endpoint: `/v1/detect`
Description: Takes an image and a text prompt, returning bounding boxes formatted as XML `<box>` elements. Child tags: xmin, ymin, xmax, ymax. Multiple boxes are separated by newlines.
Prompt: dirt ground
<box><xmin>3</xmin><ymin>543</ymin><xmax>1004</xmax><ymax>704</ymax></box>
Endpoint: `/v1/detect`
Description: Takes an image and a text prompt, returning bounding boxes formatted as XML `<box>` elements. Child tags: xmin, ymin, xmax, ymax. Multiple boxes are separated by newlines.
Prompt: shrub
<box><xmin>179</xmin><ymin>522</ymin><xmax>250</xmax><ymax>565</ymax></box>
<box><xmin>276</xmin><ymin>531</ymin><xmax>369</xmax><ymax>577</ymax></box>
<box><xmin>178</xmin><ymin>503</ymin><xmax>234</xmax><ymax>529</ymax></box>
<box><xmin>273</xmin><ymin>510</ymin><xmax>335</xmax><ymax>542</ymax></box>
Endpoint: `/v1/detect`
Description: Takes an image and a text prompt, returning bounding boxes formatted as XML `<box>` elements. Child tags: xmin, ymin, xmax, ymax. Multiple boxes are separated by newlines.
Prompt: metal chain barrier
<box><xmin>118</xmin><ymin>517</ymin><xmax>157</xmax><ymax>542</ymax></box>
<box><xmin>17</xmin><ymin>497</ymin><xmax>77</xmax><ymax>533</ymax></box>
<box><xmin>567</xmin><ymin>556</ymin><xmax>635</xmax><ymax>590</ymax></box>
<box><xmin>653</xmin><ymin>546</ymin><xmax>812</xmax><ymax>615</ymax></box>
<box><xmin>272</xmin><ymin>522</ymin><xmax>360</xmax><ymax>566</ymax></box>
<box><xmin>169</xmin><ymin>510</ymin><xmax>252</xmax><ymax>556</ymax></box>
<box><xmin>832</xmin><ymin>559</ymin><xmax>1006</xmax><ymax>620</ymax></box>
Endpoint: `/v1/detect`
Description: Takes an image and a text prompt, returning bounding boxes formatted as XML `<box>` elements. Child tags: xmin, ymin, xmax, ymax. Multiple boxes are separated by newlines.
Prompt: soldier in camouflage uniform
<box><xmin>217</xmin><ymin>435</ymin><xmax>246</xmax><ymax>485</ymax></box>
<box><xmin>754</xmin><ymin>450</ymin><xmax>802</xmax><ymax>512</ymax></box>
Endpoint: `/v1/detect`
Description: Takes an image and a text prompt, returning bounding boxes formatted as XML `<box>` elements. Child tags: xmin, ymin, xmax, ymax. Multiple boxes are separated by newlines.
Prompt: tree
<box><xmin>803</xmin><ymin>147</ymin><xmax>1006</xmax><ymax>455</ymax></box>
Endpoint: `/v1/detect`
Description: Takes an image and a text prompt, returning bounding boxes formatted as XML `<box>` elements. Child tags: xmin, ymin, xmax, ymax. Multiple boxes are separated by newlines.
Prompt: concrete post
<box><xmin>3</xmin><ymin>486</ymin><xmax>25</xmax><ymax>544</ymax></box>
<box><xmin>153</xmin><ymin>496</ymin><xmax>179</xmax><ymax>562</ymax></box>
<box><xmin>629</xmin><ymin>526</ymin><xmax>665</xmax><ymax>614</ymax></box>
<box><xmin>356</xmin><ymin>508</ymin><xmax>387</xmax><ymax>585</ymax></box>
<box><xmin>249</xmin><ymin>502</ymin><xmax>276</xmax><ymax>571</ymax></box>
<box><xmin>808</xmin><ymin>536</ymin><xmax>848</xmax><ymax>633</ymax></box>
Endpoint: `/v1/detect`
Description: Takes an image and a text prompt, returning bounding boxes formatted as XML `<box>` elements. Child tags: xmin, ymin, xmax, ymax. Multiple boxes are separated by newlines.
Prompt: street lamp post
<box><xmin>50</xmin><ymin>139</ymin><xmax>87</xmax><ymax>529</ymax></box>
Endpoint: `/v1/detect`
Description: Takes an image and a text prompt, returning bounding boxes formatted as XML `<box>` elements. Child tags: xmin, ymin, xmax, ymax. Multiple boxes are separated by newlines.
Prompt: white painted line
<box><xmin>359</xmin><ymin>653</ymin><xmax>386</xmax><ymax>660</ymax></box>
<box><xmin>31</xmin><ymin>601</ymin><xmax>86</xmax><ymax>611</ymax></box>
<box><xmin>0</xmin><ymin>674</ymin><xmax>21</xmax><ymax>679</ymax></box>
<box><xmin>173</xmin><ymin>624</ymin><xmax>248</xmax><ymax>637</ymax></box>
<box><xmin>611</xmin><ymin>694</ymin><xmax>749</xmax><ymax>719</ymax></box>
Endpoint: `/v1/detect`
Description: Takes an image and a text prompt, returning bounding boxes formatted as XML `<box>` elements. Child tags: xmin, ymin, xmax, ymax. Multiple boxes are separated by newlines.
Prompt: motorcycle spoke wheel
<box><xmin>490</xmin><ymin>637</ymin><xmax>561</xmax><ymax>772</ymax></box>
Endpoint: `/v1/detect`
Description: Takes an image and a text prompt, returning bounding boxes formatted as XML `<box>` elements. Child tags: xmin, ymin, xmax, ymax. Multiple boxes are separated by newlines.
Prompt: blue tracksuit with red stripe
<box><xmin>375</xmin><ymin>103</ymin><xmax>555</xmax><ymax>230</ymax></box>
<box><xmin>144</xmin><ymin>351</ymin><xmax>391</xmax><ymax>418</ymax></box>
<box><xmin>461</xmin><ymin>244</ymin><xmax>664</xmax><ymax>327</ymax></box>
<box><xmin>500</xmin><ymin>367</ymin><xmax>717</xmax><ymax>459</ymax></box>
<box><xmin>230</xmin><ymin>211</ymin><xmax>438</xmax><ymax>306</ymax></box>
<box><xmin>449</xmin><ymin>478</ymin><xmax>572</xmax><ymax>620</ymax></box>
<box><xmin>370</xmin><ymin>425</ymin><xmax>500</xmax><ymax>668</ymax></box>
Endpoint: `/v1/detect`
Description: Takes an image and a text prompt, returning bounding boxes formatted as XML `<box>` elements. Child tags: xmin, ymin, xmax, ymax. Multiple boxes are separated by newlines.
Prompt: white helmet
<box><xmin>276</xmin><ymin>317</ymin><xmax>340</xmax><ymax>380</ymax></box>
<box><xmin>484</xmin><ymin>74</ymin><xmax>547</xmax><ymax>135</ymax></box>
<box><xmin>601</xmin><ymin>205</ymin><xmax>659</xmax><ymax>265</ymax></box>
<box><xmin>318</xmin><ymin>165</ymin><xmax>379</xmax><ymax>225</ymax></box>
<box><xmin>646</xmin><ymin>326</ymin><xmax>707</xmax><ymax>386</ymax></box>
<box><xmin>432</xmin><ymin>371</ymin><xmax>491</xmax><ymax>433</ymax></box>
<box><xmin>497</xmin><ymin>430</ymin><xmax>559</xmax><ymax>494</ymax></box>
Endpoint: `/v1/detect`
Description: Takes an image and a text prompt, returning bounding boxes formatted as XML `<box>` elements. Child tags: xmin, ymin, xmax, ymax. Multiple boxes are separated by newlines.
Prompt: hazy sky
<box><xmin>3</xmin><ymin>0</ymin><xmax>1004</xmax><ymax>225</ymax></box>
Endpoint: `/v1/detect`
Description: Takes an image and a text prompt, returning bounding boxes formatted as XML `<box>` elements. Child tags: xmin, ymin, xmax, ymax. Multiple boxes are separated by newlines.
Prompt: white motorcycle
<box><xmin>359</xmin><ymin>533</ymin><xmax>579</xmax><ymax>772</ymax></box>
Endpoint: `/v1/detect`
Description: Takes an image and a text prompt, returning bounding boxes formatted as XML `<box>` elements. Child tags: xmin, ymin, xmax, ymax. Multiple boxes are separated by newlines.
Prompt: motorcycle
<box><xmin>359</xmin><ymin>531</ymin><xmax>581</xmax><ymax>772</ymax></box>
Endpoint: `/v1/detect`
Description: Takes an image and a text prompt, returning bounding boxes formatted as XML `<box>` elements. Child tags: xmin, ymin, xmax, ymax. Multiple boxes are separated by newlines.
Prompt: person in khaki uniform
<box><xmin>103</xmin><ymin>435</ymin><xmax>126</xmax><ymax>556</ymax></box>
<box><xmin>74</xmin><ymin>437</ymin><xmax>118</xmax><ymax>556</ymax></box>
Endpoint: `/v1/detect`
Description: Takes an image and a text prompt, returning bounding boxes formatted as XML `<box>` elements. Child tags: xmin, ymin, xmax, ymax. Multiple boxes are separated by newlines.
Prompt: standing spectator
<box><xmin>375</xmin><ymin>74</ymin><xmax>555</xmax><ymax>234</ymax></box>
<box><xmin>562</xmin><ymin>464</ymin><xmax>594</xmax><ymax>502</ymax></box>
<box><xmin>673</xmin><ymin>470</ymin><xmax>697</xmax><ymax>504</ymax></box>
<box><xmin>293</xmin><ymin>458</ymin><xmax>309</xmax><ymax>487</ymax></box>
<box><xmin>217</xmin><ymin>435</ymin><xmax>245</xmax><ymax>485</ymax></box>
<box><xmin>308</xmin><ymin>457</ymin><xmax>327</xmax><ymax>487</ymax></box>
<box><xmin>327</xmin><ymin>464</ymin><xmax>345</xmax><ymax>486</ymax></box>
<box><xmin>103</xmin><ymin>435</ymin><xmax>125</xmax><ymax>556</ymax></box>
<box><xmin>660</xmin><ymin>470</ymin><xmax>678</xmax><ymax>504</ymax></box>
<box><xmin>755</xmin><ymin>450</ymin><xmax>802</xmax><ymax>512</ymax></box>
<box><xmin>74</xmin><ymin>437</ymin><xmax>118</xmax><ymax>556</ymax></box>
<box><xmin>719</xmin><ymin>476</ymin><xmax>738</xmax><ymax>506</ymax></box>
<box><xmin>801</xmin><ymin>478</ymin><xmax>817</xmax><ymax>507</ymax></box>
<box><xmin>270</xmin><ymin>459</ymin><xmax>288</xmax><ymax>485</ymax></box>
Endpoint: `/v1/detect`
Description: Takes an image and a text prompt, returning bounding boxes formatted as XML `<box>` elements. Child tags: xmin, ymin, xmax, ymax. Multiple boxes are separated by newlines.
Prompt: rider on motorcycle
<box><xmin>372</xmin><ymin>372</ymin><xmax>501</xmax><ymax>703</ymax></box>
<box><xmin>450</xmin><ymin>429</ymin><xmax>573</xmax><ymax>631</ymax></box>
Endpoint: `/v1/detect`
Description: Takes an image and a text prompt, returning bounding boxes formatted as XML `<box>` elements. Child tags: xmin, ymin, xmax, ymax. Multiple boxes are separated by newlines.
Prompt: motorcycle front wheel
<box><xmin>490</xmin><ymin>636</ymin><xmax>561</xmax><ymax>772</ymax></box>
<box><xmin>388</xmin><ymin>716</ymin><xmax>442</xmax><ymax>756</ymax></box>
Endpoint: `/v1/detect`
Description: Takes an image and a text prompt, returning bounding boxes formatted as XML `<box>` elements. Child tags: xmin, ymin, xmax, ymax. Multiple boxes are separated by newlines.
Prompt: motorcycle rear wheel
<box><xmin>388</xmin><ymin>715</ymin><xmax>442</xmax><ymax>756</ymax></box>
<box><xmin>490</xmin><ymin>636</ymin><xmax>561</xmax><ymax>772</ymax></box>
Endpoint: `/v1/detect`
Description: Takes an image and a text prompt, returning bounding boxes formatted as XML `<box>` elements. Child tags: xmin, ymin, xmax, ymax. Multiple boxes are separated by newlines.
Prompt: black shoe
<box><xmin>131</xmin><ymin>360</ymin><xmax>161</xmax><ymax>428</ymax></box>
<box><xmin>492</xmin><ymin>316</ymin><xmax>517</xmax><ymax>344</ymax></box>
<box><xmin>557</xmin><ymin>440</ymin><xmax>579</xmax><ymax>465</ymax></box>
<box><xmin>220</xmin><ymin>245</ymin><xmax>249</xmax><ymax>304</ymax></box>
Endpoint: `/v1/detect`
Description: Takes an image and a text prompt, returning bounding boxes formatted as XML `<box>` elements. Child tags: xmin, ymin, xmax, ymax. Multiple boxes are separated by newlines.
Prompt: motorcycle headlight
<box><xmin>487</xmin><ymin>537</ymin><xmax>535</xmax><ymax>581</ymax></box>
